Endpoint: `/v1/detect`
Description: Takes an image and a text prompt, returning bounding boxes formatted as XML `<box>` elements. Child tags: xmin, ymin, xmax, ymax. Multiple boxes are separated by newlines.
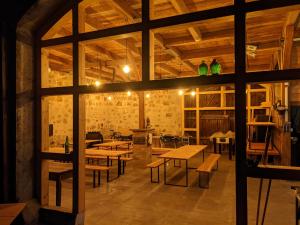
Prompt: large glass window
<box><xmin>36</xmin><ymin>0</ymin><xmax>300</xmax><ymax>223</ymax></box>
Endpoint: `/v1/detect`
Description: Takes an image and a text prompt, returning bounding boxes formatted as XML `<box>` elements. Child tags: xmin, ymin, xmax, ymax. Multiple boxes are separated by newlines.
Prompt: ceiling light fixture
<box><xmin>95</xmin><ymin>80</ymin><xmax>101</xmax><ymax>87</ymax></box>
<box><xmin>191</xmin><ymin>91</ymin><xmax>196</xmax><ymax>96</ymax></box>
<box><xmin>127</xmin><ymin>91</ymin><xmax>132</xmax><ymax>96</ymax></box>
<box><xmin>146</xmin><ymin>93</ymin><xmax>150</xmax><ymax>98</ymax></box>
<box><xmin>178</xmin><ymin>90</ymin><xmax>184</xmax><ymax>96</ymax></box>
<box><xmin>123</xmin><ymin>38</ymin><xmax>131</xmax><ymax>74</ymax></box>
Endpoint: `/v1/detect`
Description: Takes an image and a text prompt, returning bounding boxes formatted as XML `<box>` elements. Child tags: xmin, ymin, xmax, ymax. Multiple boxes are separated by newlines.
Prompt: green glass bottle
<box><xmin>198</xmin><ymin>60</ymin><xmax>208</xmax><ymax>76</ymax></box>
<box><xmin>64</xmin><ymin>136</ymin><xmax>70</xmax><ymax>154</ymax></box>
<box><xmin>210</xmin><ymin>59</ymin><xmax>221</xmax><ymax>75</ymax></box>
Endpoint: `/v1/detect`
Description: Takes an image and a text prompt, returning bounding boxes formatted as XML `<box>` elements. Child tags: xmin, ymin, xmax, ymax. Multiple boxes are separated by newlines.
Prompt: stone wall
<box><xmin>85</xmin><ymin>93</ymin><xmax>139</xmax><ymax>137</ymax></box>
<box><xmin>145</xmin><ymin>90</ymin><xmax>182</xmax><ymax>135</ymax></box>
<box><xmin>48</xmin><ymin>95</ymin><xmax>73</xmax><ymax>146</ymax></box>
<box><xmin>45</xmin><ymin>91</ymin><xmax>182</xmax><ymax>141</ymax></box>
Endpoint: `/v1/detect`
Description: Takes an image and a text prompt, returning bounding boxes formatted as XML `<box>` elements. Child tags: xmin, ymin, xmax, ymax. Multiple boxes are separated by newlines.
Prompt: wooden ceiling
<box><xmin>42</xmin><ymin>1</ymin><xmax>300</xmax><ymax>83</ymax></box>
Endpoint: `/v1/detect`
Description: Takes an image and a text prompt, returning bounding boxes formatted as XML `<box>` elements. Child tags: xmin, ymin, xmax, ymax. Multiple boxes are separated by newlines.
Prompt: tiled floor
<box><xmin>49</xmin><ymin>145</ymin><xmax>299</xmax><ymax>225</ymax></box>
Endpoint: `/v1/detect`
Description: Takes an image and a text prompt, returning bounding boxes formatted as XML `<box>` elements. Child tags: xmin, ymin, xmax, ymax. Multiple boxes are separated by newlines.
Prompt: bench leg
<box><xmin>158</xmin><ymin>167</ymin><xmax>160</xmax><ymax>183</ymax></box>
<box><xmin>150</xmin><ymin>168</ymin><xmax>153</xmax><ymax>183</ymax></box>
<box><xmin>206</xmin><ymin>172</ymin><xmax>210</xmax><ymax>188</ymax></box>
<box><xmin>56</xmin><ymin>177</ymin><xmax>62</xmax><ymax>206</ymax></box>
<box><xmin>98</xmin><ymin>171</ymin><xmax>101</xmax><ymax>186</ymax></box>
<box><xmin>122</xmin><ymin>160</ymin><xmax>125</xmax><ymax>174</ymax></box>
<box><xmin>93</xmin><ymin>170</ymin><xmax>96</xmax><ymax>188</ymax></box>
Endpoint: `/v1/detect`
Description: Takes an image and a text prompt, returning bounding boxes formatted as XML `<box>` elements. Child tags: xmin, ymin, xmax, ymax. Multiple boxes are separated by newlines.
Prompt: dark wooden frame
<box><xmin>34</xmin><ymin>0</ymin><xmax>300</xmax><ymax>224</ymax></box>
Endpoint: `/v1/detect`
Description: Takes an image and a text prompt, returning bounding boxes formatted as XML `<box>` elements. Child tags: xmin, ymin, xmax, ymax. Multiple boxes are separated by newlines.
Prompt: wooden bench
<box><xmin>247</xmin><ymin>149</ymin><xmax>280</xmax><ymax>156</ymax></box>
<box><xmin>196</xmin><ymin>154</ymin><xmax>221</xmax><ymax>188</ymax></box>
<box><xmin>146</xmin><ymin>159</ymin><xmax>169</xmax><ymax>183</ymax></box>
<box><xmin>85</xmin><ymin>165</ymin><xmax>110</xmax><ymax>187</ymax></box>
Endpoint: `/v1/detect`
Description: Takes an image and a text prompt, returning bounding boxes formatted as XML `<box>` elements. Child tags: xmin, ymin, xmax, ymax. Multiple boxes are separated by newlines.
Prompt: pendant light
<box><xmin>123</xmin><ymin>38</ymin><xmax>131</xmax><ymax>75</ymax></box>
<box><xmin>95</xmin><ymin>53</ymin><xmax>102</xmax><ymax>87</ymax></box>
<box><xmin>122</xmin><ymin>17</ymin><xmax>131</xmax><ymax>76</ymax></box>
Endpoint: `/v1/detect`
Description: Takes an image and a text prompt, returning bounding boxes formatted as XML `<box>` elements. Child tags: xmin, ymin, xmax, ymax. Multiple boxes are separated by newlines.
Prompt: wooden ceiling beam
<box><xmin>155</xmin><ymin>33</ymin><xmax>197</xmax><ymax>73</ymax></box>
<box><xmin>110</xmin><ymin>0</ymin><xmax>140</xmax><ymax>21</ymax></box>
<box><xmin>169</xmin><ymin>0</ymin><xmax>202</xmax><ymax>42</ymax></box>
<box><xmin>156</xmin><ymin>63</ymin><xmax>180</xmax><ymax>77</ymax></box>
<box><xmin>181</xmin><ymin>46</ymin><xmax>234</xmax><ymax>60</ymax></box>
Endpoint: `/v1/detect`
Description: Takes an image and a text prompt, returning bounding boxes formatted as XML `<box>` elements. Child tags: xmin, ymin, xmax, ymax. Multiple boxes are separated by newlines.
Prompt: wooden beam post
<box><xmin>138</xmin><ymin>91</ymin><xmax>145</xmax><ymax>129</ymax></box>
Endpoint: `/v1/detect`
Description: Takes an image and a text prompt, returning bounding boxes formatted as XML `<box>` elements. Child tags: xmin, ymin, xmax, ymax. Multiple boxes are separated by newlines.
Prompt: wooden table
<box><xmin>159</xmin><ymin>145</ymin><xmax>207</xmax><ymax>187</ymax></box>
<box><xmin>93</xmin><ymin>141</ymin><xmax>132</xmax><ymax>150</ymax></box>
<box><xmin>210</xmin><ymin>131</ymin><xmax>235</xmax><ymax>160</ymax></box>
<box><xmin>85</xmin><ymin>149</ymin><xmax>132</xmax><ymax>177</ymax></box>
<box><xmin>0</xmin><ymin>203</ymin><xmax>26</xmax><ymax>225</ymax></box>
<box><xmin>48</xmin><ymin>162</ymin><xmax>73</xmax><ymax>206</ymax></box>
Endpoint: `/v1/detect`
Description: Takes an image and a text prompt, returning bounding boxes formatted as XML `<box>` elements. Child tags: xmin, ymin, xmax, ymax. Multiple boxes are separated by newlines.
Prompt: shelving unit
<box><xmin>182</xmin><ymin>84</ymin><xmax>271</xmax><ymax>144</ymax></box>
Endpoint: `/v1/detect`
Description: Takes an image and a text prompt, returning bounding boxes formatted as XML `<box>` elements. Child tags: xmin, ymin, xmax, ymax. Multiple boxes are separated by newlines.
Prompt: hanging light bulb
<box><xmin>127</xmin><ymin>91</ymin><xmax>132</xmax><ymax>96</ymax></box>
<box><xmin>178</xmin><ymin>89</ymin><xmax>184</xmax><ymax>96</ymax></box>
<box><xmin>191</xmin><ymin>90</ymin><xmax>196</xmax><ymax>96</ymax></box>
<box><xmin>146</xmin><ymin>93</ymin><xmax>150</xmax><ymax>98</ymax></box>
<box><xmin>108</xmin><ymin>96</ymin><xmax>112</xmax><ymax>101</ymax></box>
<box><xmin>123</xmin><ymin>65</ymin><xmax>131</xmax><ymax>74</ymax></box>
<box><xmin>95</xmin><ymin>80</ymin><xmax>101</xmax><ymax>87</ymax></box>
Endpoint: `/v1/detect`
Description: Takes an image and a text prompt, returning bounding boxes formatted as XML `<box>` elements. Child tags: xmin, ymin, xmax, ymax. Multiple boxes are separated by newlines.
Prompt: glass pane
<box><xmin>151</xmin><ymin>16</ymin><xmax>235</xmax><ymax>80</ymax></box>
<box><xmin>247</xmin><ymin>178</ymin><xmax>295</xmax><ymax>225</ymax></box>
<box><xmin>79</xmin><ymin>0</ymin><xmax>141</xmax><ymax>33</ymax></box>
<box><xmin>245</xmin><ymin>80</ymin><xmax>300</xmax><ymax>168</ymax></box>
<box><xmin>246</xmin><ymin>5</ymin><xmax>300</xmax><ymax>72</ymax></box>
<box><xmin>79</xmin><ymin>32</ymin><xmax>142</xmax><ymax>85</ymax></box>
<box><xmin>151</xmin><ymin>0</ymin><xmax>233</xmax><ymax>20</ymax></box>
<box><xmin>41</xmin><ymin>159</ymin><xmax>73</xmax><ymax>211</ymax></box>
<box><xmin>41</xmin><ymin>95</ymin><xmax>73</xmax><ymax>152</ymax></box>
<box><xmin>41</xmin><ymin>44</ymin><xmax>73</xmax><ymax>88</ymax></box>
<box><xmin>42</xmin><ymin>10</ymin><xmax>72</xmax><ymax>40</ymax></box>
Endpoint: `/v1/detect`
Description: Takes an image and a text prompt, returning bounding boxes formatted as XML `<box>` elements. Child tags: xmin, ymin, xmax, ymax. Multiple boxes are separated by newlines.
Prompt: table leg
<box><xmin>164</xmin><ymin>158</ymin><xmax>167</xmax><ymax>184</ymax></box>
<box><xmin>185</xmin><ymin>160</ymin><xmax>188</xmax><ymax>187</ymax></box>
<box><xmin>219</xmin><ymin>143</ymin><xmax>222</xmax><ymax>154</ymax></box>
<box><xmin>56</xmin><ymin>176</ymin><xmax>61</xmax><ymax>206</ymax></box>
<box><xmin>213</xmin><ymin>138</ymin><xmax>217</xmax><ymax>154</ymax></box>
<box><xmin>229</xmin><ymin>139</ymin><xmax>233</xmax><ymax>160</ymax></box>
<box><xmin>118</xmin><ymin>156</ymin><xmax>121</xmax><ymax>177</ymax></box>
